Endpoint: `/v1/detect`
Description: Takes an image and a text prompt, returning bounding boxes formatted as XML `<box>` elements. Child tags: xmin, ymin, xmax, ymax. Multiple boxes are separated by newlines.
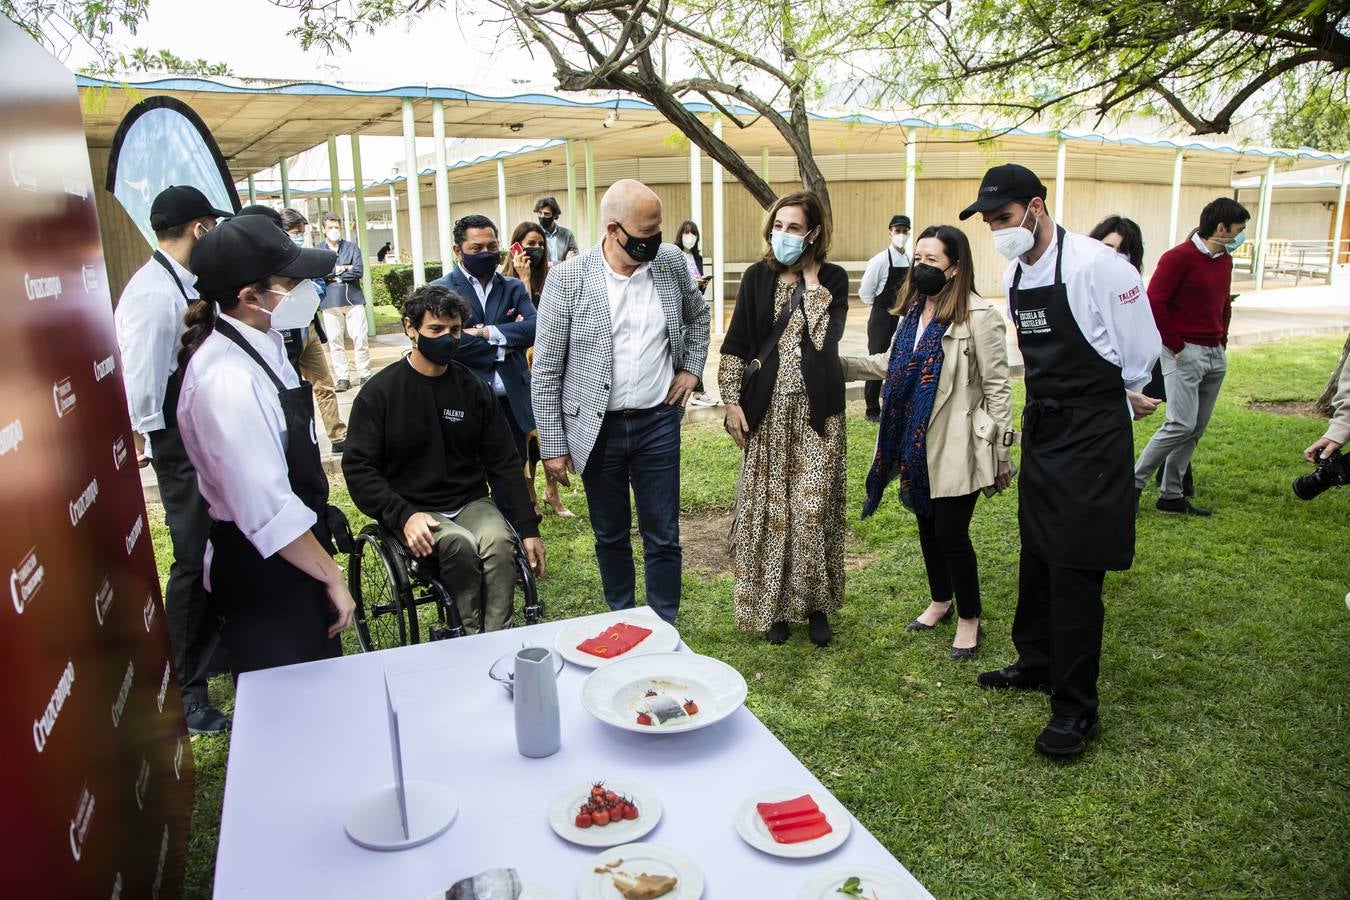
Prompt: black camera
<box><xmin>1292</xmin><ymin>449</ymin><xmax>1350</xmax><ymax>500</ymax></box>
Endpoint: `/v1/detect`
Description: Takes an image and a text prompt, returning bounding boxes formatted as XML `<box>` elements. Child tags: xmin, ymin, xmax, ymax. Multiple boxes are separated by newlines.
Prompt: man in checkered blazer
<box><xmin>532</xmin><ymin>179</ymin><xmax>711</xmax><ymax>623</ymax></box>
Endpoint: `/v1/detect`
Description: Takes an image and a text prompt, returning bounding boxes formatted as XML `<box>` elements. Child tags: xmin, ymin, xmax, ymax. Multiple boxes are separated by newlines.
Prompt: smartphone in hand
<box><xmin>510</xmin><ymin>242</ymin><xmax>524</xmax><ymax>256</ymax></box>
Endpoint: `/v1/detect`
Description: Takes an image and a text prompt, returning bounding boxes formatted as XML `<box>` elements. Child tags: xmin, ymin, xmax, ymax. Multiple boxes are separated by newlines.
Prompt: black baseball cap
<box><xmin>190</xmin><ymin>215</ymin><xmax>336</xmax><ymax>294</ymax></box>
<box><xmin>959</xmin><ymin>164</ymin><xmax>1047</xmax><ymax>220</ymax></box>
<box><xmin>149</xmin><ymin>185</ymin><xmax>233</xmax><ymax>231</ymax></box>
<box><xmin>888</xmin><ymin>214</ymin><xmax>911</xmax><ymax>229</ymax></box>
<box><xmin>237</xmin><ymin>203</ymin><xmax>283</xmax><ymax>227</ymax></box>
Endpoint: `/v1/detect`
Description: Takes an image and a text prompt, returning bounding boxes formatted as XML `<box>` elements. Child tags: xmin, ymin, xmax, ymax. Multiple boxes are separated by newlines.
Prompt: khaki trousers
<box><xmin>298</xmin><ymin>329</ymin><xmax>347</xmax><ymax>444</ymax></box>
<box><xmin>430</xmin><ymin>499</ymin><xmax>515</xmax><ymax>634</ymax></box>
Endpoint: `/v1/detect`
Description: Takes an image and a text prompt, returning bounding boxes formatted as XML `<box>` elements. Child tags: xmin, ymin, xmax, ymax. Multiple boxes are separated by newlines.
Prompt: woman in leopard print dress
<box><xmin>718</xmin><ymin>191</ymin><xmax>851</xmax><ymax>646</ymax></box>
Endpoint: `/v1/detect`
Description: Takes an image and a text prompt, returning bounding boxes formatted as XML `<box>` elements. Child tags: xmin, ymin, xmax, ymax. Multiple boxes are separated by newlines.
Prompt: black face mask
<box><xmin>523</xmin><ymin>247</ymin><xmax>547</xmax><ymax>268</ymax></box>
<box><xmin>416</xmin><ymin>330</ymin><xmax>459</xmax><ymax>365</ymax></box>
<box><xmin>537</xmin><ymin>215</ymin><xmax>555</xmax><ymax>231</ymax></box>
<box><xmin>911</xmin><ymin>263</ymin><xmax>949</xmax><ymax>298</ymax></box>
<box><xmin>461</xmin><ymin>249</ymin><xmax>503</xmax><ymax>280</ymax></box>
<box><xmin>615</xmin><ymin>223</ymin><xmax>661</xmax><ymax>263</ymax></box>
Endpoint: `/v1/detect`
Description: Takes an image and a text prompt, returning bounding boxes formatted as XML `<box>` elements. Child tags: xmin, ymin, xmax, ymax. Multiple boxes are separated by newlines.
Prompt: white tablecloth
<box><xmin>215</xmin><ymin>610</ymin><xmax>932</xmax><ymax>899</ymax></box>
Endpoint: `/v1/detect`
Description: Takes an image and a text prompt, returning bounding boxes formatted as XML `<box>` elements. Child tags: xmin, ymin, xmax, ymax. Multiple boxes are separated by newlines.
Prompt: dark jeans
<box><xmin>914</xmin><ymin>490</ymin><xmax>982</xmax><ymax>619</ymax></box>
<box><xmin>864</xmin><ymin>303</ymin><xmax>899</xmax><ymax>415</ymax></box>
<box><xmin>581</xmin><ymin>404</ymin><xmax>683</xmax><ymax>623</ymax></box>
<box><xmin>148</xmin><ymin>424</ymin><xmax>221</xmax><ymax>705</ymax></box>
<box><xmin>1012</xmin><ymin>549</ymin><xmax>1106</xmax><ymax>718</ymax></box>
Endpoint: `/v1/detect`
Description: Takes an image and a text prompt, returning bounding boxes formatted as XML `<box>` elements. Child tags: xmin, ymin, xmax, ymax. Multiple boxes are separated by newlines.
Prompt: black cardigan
<box><xmin>720</xmin><ymin>260</ymin><xmax>850</xmax><ymax>436</ymax></box>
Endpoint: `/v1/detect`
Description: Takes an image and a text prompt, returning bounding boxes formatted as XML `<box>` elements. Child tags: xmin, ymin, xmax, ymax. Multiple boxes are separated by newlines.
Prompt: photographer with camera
<box><xmin>1296</xmin><ymin>356</ymin><xmax>1350</xmax><ymax>500</ymax></box>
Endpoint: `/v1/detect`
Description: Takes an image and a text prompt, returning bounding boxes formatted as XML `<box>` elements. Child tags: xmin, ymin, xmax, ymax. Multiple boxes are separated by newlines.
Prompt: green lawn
<box><xmin>154</xmin><ymin>336</ymin><xmax>1349</xmax><ymax>898</ymax></box>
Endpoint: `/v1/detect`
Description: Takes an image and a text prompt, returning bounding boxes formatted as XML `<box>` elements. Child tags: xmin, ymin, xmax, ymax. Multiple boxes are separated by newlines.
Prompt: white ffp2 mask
<box><xmin>261</xmin><ymin>280</ymin><xmax>322</xmax><ymax>330</ymax></box>
<box><xmin>992</xmin><ymin>206</ymin><xmax>1037</xmax><ymax>260</ymax></box>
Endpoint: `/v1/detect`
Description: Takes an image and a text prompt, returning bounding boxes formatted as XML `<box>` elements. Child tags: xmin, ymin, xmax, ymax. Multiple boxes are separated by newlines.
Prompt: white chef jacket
<box><xmin>858</xmin><ymin>246</ymin><xmax>910</xmax><ymax>305</ymax></box>
<box><xmin>176</xmin><ymin>316</ymin><xmax>316</xmax><ymax>574</ymax></box>
<box><xmin>603</xmin><ymin>257</ymin><xmax>673</xmax><ymax>411</ymax></box>
<box><xmin>1003</xmin><ymin>227</ymin><xmax>1161</xmax><ymax>392</ymax></box>
<box><xmin>114</xmin><ymin>252</ymin><xmax>198</xmax><ymax>442</ymax></box>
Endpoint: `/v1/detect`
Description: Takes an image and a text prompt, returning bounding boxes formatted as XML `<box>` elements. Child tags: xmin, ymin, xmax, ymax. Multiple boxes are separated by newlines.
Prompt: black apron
<box><xmin>866</xmin><ymin>251</ymin><xmax>908</xmax><ymax>353</ymax></box>
<box><xmin>1009</xmin><ymin>227</ymin><xmax>1135</xmax><ymax>571</ymax></box>
<box><xmin>152</xmin><ymin>251</ymin><xmax>191</xmax><ymax>427</ymax></box>
<box><xmin>206</xmin><ymin>318</ymin><xmax>342</xmax><ymax>673</ymax></box>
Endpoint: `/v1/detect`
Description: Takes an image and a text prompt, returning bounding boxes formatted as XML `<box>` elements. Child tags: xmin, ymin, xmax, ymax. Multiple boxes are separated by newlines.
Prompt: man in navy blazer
<box><xmin>431</xmin><ymin>214</ymin><xmax>537</xmax><ymax>459</ymax></box>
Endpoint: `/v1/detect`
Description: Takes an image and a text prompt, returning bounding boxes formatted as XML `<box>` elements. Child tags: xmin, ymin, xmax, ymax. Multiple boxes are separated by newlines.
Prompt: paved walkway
<box><xmin>139</xmin><ymin>282</ymin><xmax>1349</xmax><ymax>503</ymax></box>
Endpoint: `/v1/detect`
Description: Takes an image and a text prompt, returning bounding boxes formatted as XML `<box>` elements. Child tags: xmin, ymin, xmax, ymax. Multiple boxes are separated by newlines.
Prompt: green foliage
<box><xmin>1269</xmin><ymin>78</ymin><xmax>1350</xmax><ymax>152</ymax></box>
<box><xmin>1</xmin><ymin>0</ymin><xmax>150</xmax><ymax>62</ymax></box>
<box><xmin>380</xmin><ymin>262</ymin><xmax>445</xmax><ymax>308</ymax></box>
<box><xmin>157</xmin><ymin>336</ymin><xmax>1349</xmax><ymax>898</ymax></box>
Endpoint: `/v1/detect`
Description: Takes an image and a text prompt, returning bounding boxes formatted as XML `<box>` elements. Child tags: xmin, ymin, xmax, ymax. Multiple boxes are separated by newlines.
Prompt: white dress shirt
<box><xmin>544</xmin><ymin>227</ymin><xmax>563</xmax><ymax>263</ymax></box>
<box><xmin>1191</xmin><ymin>233</ymin><xmax>1225</xmax><ymax>259</ymax></box>
<box><xmin>114</xmin><ymin>252</ymin><xmax>197</xmax><ymax>440</ymax></box>
<box><xmin>177</xmin><ymin>316</ymin><xmax>316</xmax><ymax>573</ymax></box>
<box><xmin>466</xmin><ymin>275</ymin><xmax>508</xmax><ymax>396</ymax></box>
<box><xmin>859</xmin><ymin>246</ymin><xmax>910</xmax><ymax>305</ymax></box>
<box><xmin>1002</xmin><ymin>228</ymin><xmax>1161</xmax><ymax>392</ymax></box>
<box><xmin>603</xmin><ymin>257</ymin><xmax>672</xmax><ymax>410</ymax></box>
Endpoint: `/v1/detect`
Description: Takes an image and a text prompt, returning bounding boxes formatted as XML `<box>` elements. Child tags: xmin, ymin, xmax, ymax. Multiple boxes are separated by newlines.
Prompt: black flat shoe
<box><xmin>808</xmin><ymin>611</ymin><xmax>832</xmax><ymax>647</ymax></box>
<box><xmin>950</xmin><ymin>624</ymin><xmax>982</xmax><ymax>660</ymax></box>
<box><xmin>765</xmin><ymin>621</ymin><xmax>790</xmax><ymax>644</ymax></box>
<box><xmin>1034</xmin><ymin>714</ymin><xmax>1100</xmax><ymax>757</ymax></box>
<box><xmin>976</xmin><ymin>666</ymin><xmax>1052</xmax><ymax>693</ymax></box>
<box><xmin>905</xmin><ymin>605</ymin><xmax>953</xmax><ymax>632</ymax></box>
<box><xmin>1156</xmin><ymin>496</ymin><xmax>1212</xmax><ymax>516</ymax></box>
<box><xmin>184</xmin><ymin>702</ymin><xmax>231</xmax><ymax>735</ymax></box>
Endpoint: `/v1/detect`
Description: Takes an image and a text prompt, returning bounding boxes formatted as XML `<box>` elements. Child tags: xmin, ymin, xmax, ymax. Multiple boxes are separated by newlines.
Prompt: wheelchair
<box><xmin>348</xmin><ymin>518</ymin><xmax>543</xmax><ymax>652</ymax></box>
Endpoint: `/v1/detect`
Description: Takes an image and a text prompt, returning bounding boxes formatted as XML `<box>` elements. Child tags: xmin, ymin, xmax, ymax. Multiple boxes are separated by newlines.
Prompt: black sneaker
<box><xmin>1156</xmin><ymin>496</ymin><xmax>1212</xmax><ymax>516</ymax></box>
<box><xmin>764</xmin><ymin>621</ymin><xmax>790</xmax><ymax>645</ymax></box>
<box><xmin>336</xmin><ymin>378</ymin><xmax>351</xmax><ymax>392</ymax></box>
<box><xmin>184</xmin><ymin>702</ymin><xmax>231</xmax><ymax>735</ymax></box>
<box><xmin>977</xmin><ymin>666</ymin><xmax>1051</xmax><ymax>693</ymax></box>
<box><xmin>1034</xmin><ymin>714</ymin><xmax>1100</xmax><ymax>757</ymax></box>
<box><xmin>330</xmin><ymin>441</ymin><xmax>346</xmax><ymax>454</ymax></box>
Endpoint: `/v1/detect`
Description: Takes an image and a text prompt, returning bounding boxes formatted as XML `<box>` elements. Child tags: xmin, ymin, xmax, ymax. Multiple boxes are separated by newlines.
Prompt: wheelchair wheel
<box><xmin>350</xmin><ymin>528</ymin><xmax>407</xmax><ymax>652</ymax></box>
<box><xmin>515</xmin><ymin>553</ymin><xmax>544</xmax><ymax>625</ymax></box>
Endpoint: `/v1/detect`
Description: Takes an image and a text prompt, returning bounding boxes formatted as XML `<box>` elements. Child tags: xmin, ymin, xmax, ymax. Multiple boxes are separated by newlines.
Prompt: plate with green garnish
<box><xmin>796</xmin><ymin>864</ymin><xmax>928</xmax><ymax>900</ymax></box>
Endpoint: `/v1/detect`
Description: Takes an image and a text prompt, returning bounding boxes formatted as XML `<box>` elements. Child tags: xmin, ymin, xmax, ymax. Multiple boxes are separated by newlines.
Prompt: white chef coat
<box><xmin>603</xmin><ymin>257</ymin><xmax>673</xmax><ymax>411</ymax></box>
<box><xmin>859</xmin><ymin>246</ymin><xmax>910</xmax><ymax>305</ymax></box>
<box><xmin>176</xmin><ymin>316</ymin><xmax>316</xmax><ymax>574</ymax></box>
<box><xmin>114</xmin><ymin>252</ymin><xmax>198</xmax><ymax>440</ymax></box>
<box><xmin>1003</xmin><ymin>227</ymin><xmax>1161</xmax><ymax>392</ymax></box>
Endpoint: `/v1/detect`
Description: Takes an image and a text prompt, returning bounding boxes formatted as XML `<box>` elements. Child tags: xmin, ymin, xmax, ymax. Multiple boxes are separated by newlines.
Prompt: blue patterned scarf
<box><xmin>862</xmin><ymin>301</ymin><xmax>948</xmax><ymax>518</ymax></box>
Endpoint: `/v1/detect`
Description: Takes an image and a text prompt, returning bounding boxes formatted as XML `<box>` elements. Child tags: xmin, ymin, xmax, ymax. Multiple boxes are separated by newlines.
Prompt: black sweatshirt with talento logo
<box><xmin>342</xmin><ymin>356</ymin><xmax>541</xmax><ymax>539</ymax></box>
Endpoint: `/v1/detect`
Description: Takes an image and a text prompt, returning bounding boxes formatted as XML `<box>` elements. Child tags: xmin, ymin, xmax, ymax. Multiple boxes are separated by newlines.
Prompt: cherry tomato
<box><xmin>636</xmin><ymin>712</ymin><xmax>653</xmax><ymax>726</ymax></box>
<box><xmin>592</xmin><ymin>808</ymin><xmax>610</xmax><ymax>826</ymax></box>
<box><xmin>623</xmin><ymin>803</ymin><xmax>639</xmax><ymax>820</ymax></box>
<box><xmin>683</xmin><ymin>698</ymin><xmax>699</xmax><ymax>715</ymax></box>
<box><xmin>575</xmin><ymin>812</ymin><xmax>592</xmax><ymax>828</ymax></box>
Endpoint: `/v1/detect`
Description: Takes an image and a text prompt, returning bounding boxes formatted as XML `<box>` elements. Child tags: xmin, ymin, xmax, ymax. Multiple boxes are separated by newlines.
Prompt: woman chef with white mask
<box><xmin>176</xmin><ymin>215</ymin><xmax>355</xmax><ymax>674</ymax></box>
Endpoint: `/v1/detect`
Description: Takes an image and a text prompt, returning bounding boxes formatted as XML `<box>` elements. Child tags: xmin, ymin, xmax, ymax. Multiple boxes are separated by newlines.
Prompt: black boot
<box><xmin>764</xmin><ymin>621</ymin><xmax>790</xmax><ymax>644</ymax></box>
<box><xmin>808</xmin><ymin>611</ymin><xmax>833</xmax><ymax>647</ymax></box>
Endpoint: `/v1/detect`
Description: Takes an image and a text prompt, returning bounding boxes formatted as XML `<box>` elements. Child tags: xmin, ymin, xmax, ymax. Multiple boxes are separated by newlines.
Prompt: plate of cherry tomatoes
<box><xmin>547</xmin><ymin>779</ymin><xmax>663</xmax><ymax>848</ymax></box>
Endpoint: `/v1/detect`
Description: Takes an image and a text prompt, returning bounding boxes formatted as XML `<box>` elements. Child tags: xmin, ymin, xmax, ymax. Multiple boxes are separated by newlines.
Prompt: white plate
<box><xmin>553</xmin><ymin>610</ymin><xmax>681</xmax><ymax>669</ymax></box>
<box><xmin>580</xmin><ymin>652</ymin><xmax>747</xmax><ymax>734</ymax></box>
<box><xmin>734</xmin><ymin>787</ymin><xmax>852</xmax><ymax>859</ymax></box>
<box><xmin>576</xmin><ymin>843</ymin><xmax>704</xmax><ymax>900</ymax></box>
<box><xmin>796</xmin><ymin>864</ymin><xmax>927</xmax><ymax>900</ymax></box>
<box><xmin>548</xmin><ymin>779</ymin><xmax>663</xmax><ymax>847</ymax></box>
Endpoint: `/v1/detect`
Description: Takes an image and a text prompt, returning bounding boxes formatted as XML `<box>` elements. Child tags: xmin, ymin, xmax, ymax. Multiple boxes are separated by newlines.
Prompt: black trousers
<box><xmin>499</xmin><ymin>395</ymin><xmax>528</xmax><ymax>464</ymax></box>
<box><xmin>147</xmin><ymin>425</ymin><xmax>220</xmax><ymax>705</ymax></box>
<box><xmin>914</xmin><ymin>491</ymin><xmax>982</xmax><ymax>619</ymax></box>
<box><xmin>1012</xmin><ymin>549</ymin><xmax>1106</xmax><ymax>718</ymax></box>
<box><xmin>208</xmin><ymin>523</ymin><xmax>341</xmax><ymax>676</ymax></box>
<box><xmin>863</xmin><ymin>302</ymin><xmax>899</xmax><ymax>414</ymax></box>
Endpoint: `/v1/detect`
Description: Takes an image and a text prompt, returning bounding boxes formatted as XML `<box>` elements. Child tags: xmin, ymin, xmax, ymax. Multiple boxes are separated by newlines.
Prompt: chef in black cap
<box><xmin>961</xmin><ymin>164</ymin><xmax>1160</xmax><ymax>758</ymax></box>
<box><xmin>857</xmin><ymin>214</ymin><xmax>912</xmax><ymax>421</ymax></box>
<box><xmin>176</xmin><ymin>215</ymin><xmax>355</xmax><ymax>674</ymax></box>
<box><xmin>114</xmin><ymin>184</ymin><xmax>234</xmax><ymax>733</ymax></box>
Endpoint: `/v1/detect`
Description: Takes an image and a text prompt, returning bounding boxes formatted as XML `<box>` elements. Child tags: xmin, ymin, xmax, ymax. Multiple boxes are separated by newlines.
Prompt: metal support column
<box><xmin>402</xmin><ymin>99</ymin><xmax>427</xmax><ymax>287</ymax></box>
<box><xmin>351</xmin><ymin>133</ymin><xmax>373</xmax><ymax>333</ymax></box>
<box><xmin>432</xmin><ymin>99</ymin><xmax>452</xmax><ymax>266</ymax></box>
<box><xmin>711</xmin><ymin>118</ymin><xmax>726</xmax><ymax>335</ymax></box>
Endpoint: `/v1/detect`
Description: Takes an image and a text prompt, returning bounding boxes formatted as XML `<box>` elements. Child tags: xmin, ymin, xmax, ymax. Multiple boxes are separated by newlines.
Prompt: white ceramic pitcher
<box><xmin>513</xmin><ymin>647</ymin><xmax>561</xmax><ymax>758</ymax></box>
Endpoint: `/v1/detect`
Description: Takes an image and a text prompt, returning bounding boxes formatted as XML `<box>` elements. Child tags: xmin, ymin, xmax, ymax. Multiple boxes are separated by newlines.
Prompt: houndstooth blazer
<box><xmin>531</xmin><ymin>242</ymin><xmax>711</xmax><ymax>473</ymax></box>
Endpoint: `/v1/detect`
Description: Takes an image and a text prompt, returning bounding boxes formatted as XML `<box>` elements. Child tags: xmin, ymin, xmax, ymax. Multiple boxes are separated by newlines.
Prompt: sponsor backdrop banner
<box><xmin>0</xmin><ymin>20</ymin><xmax>195</xmax><ymax>899</ymax></box>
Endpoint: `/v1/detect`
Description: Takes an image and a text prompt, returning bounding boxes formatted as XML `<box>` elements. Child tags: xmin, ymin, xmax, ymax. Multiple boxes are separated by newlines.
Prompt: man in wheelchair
<box><xmin>342</xmin><ymin>283</ymin><xmax>546</xmax><ymax>634</ymax></box>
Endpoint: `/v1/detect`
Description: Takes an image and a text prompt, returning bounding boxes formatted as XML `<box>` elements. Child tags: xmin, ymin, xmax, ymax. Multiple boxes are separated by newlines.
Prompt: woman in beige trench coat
<box><xmin>843</xmin><ymin>224</ymin><xmax>1014</xmax><ymax>659</ymax></box>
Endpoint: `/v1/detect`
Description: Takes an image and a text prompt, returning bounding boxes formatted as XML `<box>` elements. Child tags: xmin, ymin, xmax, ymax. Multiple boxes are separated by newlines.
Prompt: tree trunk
<box><xmin>1314</xmin><ymin>331</ymin><xmax>1350</xmax><ymax>416</ymax></box>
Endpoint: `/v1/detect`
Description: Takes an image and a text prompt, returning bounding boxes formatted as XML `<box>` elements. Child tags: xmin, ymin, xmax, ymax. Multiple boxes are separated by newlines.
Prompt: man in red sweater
<box><xmin>1134</xmin><ymin>197</ymin><xmax>1250</xmax><ymax>515</ymax></box>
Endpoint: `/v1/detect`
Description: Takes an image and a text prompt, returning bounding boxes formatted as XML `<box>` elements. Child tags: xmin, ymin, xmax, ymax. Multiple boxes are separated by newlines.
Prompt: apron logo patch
<box><xmin>1017</xmin><ymin>307</ymin><xmax>1051</xmax><ymax>334</ymax></box>
<box><xmin>1118</xmin><ymin>285</ymin><xmax>1140</xmax><ymax>304</ymax></box>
